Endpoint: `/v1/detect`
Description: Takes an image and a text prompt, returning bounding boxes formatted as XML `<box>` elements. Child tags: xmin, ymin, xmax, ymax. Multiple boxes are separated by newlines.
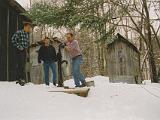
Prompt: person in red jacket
<box><xmin>65</xmin><ymin>33</ymin><xmax>86</xmax><ymax>87</ymax></box>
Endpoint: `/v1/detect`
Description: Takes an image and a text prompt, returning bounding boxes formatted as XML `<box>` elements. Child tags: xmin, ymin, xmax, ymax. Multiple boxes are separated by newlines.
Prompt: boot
<box><xmin>80</xmin><ymin>81</ymin><xmax>87</xmax><ymax>87</ymax></box>
<box><xmin>53</xmin><ymin>82</ymin><xmax>57</xmax><ymax>86</ymax></box>
<box><xmin>19</xmin><ymin>79</ymin><xmax>25</xmax><ymax>86</ymax></box>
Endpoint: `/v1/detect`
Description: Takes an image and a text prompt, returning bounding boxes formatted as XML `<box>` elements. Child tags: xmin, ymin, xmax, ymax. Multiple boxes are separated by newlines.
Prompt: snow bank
<box><xmin>0</xmin><ymin>76</ymin><xmax>160</xmax><ymax>120</ymax></box>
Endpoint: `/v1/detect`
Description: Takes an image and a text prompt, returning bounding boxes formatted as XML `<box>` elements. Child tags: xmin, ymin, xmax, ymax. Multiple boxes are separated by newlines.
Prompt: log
<box><xmin>86</xmin><ymin>80</ymin><xmax>95</xmax><ymax>87</ymax></box>
<box><xmin>48</xmin><ymin>87</ymin><xmax>90</xmax><ymax>97</ymax></box>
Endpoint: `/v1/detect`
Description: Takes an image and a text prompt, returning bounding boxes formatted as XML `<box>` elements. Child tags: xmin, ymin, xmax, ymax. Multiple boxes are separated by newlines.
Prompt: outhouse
<box><xmin>107</xmin><ymin>33</ymin><xmax>140</xmax><ymax>84</ymax></box>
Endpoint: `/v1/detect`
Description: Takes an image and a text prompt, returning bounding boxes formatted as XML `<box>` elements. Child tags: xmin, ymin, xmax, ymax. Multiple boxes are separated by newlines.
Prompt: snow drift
<box><xmin>0</xmin><ymin>76</ymin><xmax>160</xmax><ymax>120</ymax></box>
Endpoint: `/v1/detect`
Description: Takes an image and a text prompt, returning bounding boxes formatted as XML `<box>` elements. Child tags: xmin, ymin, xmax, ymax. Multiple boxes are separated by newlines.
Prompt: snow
<box><xmin>0</xmin><ymin>76</ymin><xmax>160</xmax><ymax>120</ymax></box>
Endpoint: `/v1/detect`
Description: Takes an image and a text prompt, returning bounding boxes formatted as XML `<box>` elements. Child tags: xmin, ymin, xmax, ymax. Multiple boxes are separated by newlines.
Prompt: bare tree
<box><xmin>105</xmin><ymin>0</ymin><xmax>159</xmax><ymax>82</ymax></box>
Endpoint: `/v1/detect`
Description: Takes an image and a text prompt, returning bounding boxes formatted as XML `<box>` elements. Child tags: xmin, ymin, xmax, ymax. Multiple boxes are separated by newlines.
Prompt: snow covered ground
<box><xmin>0</xmin><ymin>76</ymin><xmax>160</xmax><ymax>120</ymax></box>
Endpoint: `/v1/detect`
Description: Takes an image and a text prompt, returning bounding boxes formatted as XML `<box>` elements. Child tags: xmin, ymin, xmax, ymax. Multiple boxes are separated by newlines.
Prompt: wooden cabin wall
<box><xmin>0</xmin><ymin>1</ymin><xmax>7</xmax><ymax>81</ymax></box>
<box><xmin>107</xmin><ymin>40</ymin><xmax>140</xmax><ymax>83</ymax></box>
<box><xmin>0</xmin><ymin>0</ymin><xmax>28</xmax><ymax>81</ymax></box>
<box><xmin>8</xmin><ymin>6</ymin><xmax>19</xmax><ymax>81</ymax></box>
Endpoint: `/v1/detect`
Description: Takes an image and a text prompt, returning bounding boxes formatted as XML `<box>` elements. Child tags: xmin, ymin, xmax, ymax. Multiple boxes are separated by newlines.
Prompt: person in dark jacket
<box><xmin>38</xmin><ymin>37</ymin><xmax>57</xmax><ymax>86</ymax></box>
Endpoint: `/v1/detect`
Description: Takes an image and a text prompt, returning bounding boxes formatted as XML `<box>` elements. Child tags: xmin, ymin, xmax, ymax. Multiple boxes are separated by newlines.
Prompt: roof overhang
<box><xmin>7</xmin><ymin>0</ymin><xmax>32</xmax><ymax>22</ymax></box>
<box><xmin>8</xmin><ymin>0</ymin><xmax>26</xmax><ymax>13</ymax></box>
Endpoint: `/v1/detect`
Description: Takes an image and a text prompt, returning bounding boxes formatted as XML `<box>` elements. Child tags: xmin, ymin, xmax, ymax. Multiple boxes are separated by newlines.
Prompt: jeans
<box><xmin>43</xmin><ymin>62</ymin><xmax>57</xmax><ymax>85</ymax></box>
<box><xmin>15</xmin><ymin>48</ymin><xmax>26</xmax><ymax>82</ymax></box>
<box><xmin>72</xmin><ymin>56</ymin><xmax>85</xmax><ymax>87</ymax></box>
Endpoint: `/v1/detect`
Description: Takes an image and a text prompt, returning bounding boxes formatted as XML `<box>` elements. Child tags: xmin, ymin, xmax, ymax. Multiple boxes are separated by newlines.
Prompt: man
<box><xmin>38</xmin><ymin>37</ymin><xmax>57</xmax><ymax>86</ymax></box>
<box><xmin>65</xmin><ymin>33</ymin><xmax>86</xmax><ymax>87</ymax></box>
<box><xmin>12</xmin><ymin>22</ymin><xmax>32</xmax><ymax>86</ymax></box>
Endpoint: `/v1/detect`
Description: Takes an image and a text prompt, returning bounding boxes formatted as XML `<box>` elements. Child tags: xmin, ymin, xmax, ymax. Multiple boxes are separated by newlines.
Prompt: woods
<box><xmin>26</xmin><ymin>0</ymin><xmax>160</xmax><ymax>83</ymax></box>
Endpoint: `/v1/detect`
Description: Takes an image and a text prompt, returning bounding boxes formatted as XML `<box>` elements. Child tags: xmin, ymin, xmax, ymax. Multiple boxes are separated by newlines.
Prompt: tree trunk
<box><xmin>148</xmin><ymin>49</ymin><xmax>158</xmax><ymax>82</ymax></box>
<box><xmin>143</xmin><ymin>0</ymin><xmax>158</xmax><ymax>82</ymax></box>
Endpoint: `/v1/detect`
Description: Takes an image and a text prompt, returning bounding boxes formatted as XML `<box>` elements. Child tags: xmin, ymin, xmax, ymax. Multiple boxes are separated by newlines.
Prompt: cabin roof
<box><xmin>108</xmin><ymin>33</ymin><xmax>140</xmax><ymax>54</ymax></box>
<box><xmin>7</xmin><ymin>0</ymin><xmax>32</xmax><ymax>22</ymax></box>
<box><xmin>8</xmin><ymin>0</ymin><xmax>26</xmax><ymax>13</ymax></box>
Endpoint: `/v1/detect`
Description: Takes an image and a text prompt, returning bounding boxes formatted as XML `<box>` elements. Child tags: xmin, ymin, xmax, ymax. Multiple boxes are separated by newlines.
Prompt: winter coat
<box><xmin>38</xmin><ymin>45</ymin><xmax>57</xmax><ymax>63</ymax></box>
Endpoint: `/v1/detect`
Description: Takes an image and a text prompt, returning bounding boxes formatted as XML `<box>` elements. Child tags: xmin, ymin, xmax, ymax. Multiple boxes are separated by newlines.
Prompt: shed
<box><xmin>107</xmin><ymin>33</ymin><xmax>141</xmax><ymax>84</ymax></box>
<box><xmin>0</xmin><ymin>0</ymin><xmax>31</xmax><ymax>81</ymax></box>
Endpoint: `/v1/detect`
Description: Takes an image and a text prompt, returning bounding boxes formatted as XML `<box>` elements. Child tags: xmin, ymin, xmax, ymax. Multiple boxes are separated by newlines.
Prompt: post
<box><xmin>6</xmin><ymin>8</ymin><xmax>10</xmax><ymax>81</ymax></box>
<box><xmin>57</xmin><ymin>43</ymin><xmax>68</xmax><ymax>87</ymax></box>
<box><xmin>16</xmin><ymin>16</ymin><xmax>19</xmax><ymax>30</ymax></box>
<box><xmin>57</xmin><ymin>44</ymin><xmax>63</xmax><ymax>87</ymax></box>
